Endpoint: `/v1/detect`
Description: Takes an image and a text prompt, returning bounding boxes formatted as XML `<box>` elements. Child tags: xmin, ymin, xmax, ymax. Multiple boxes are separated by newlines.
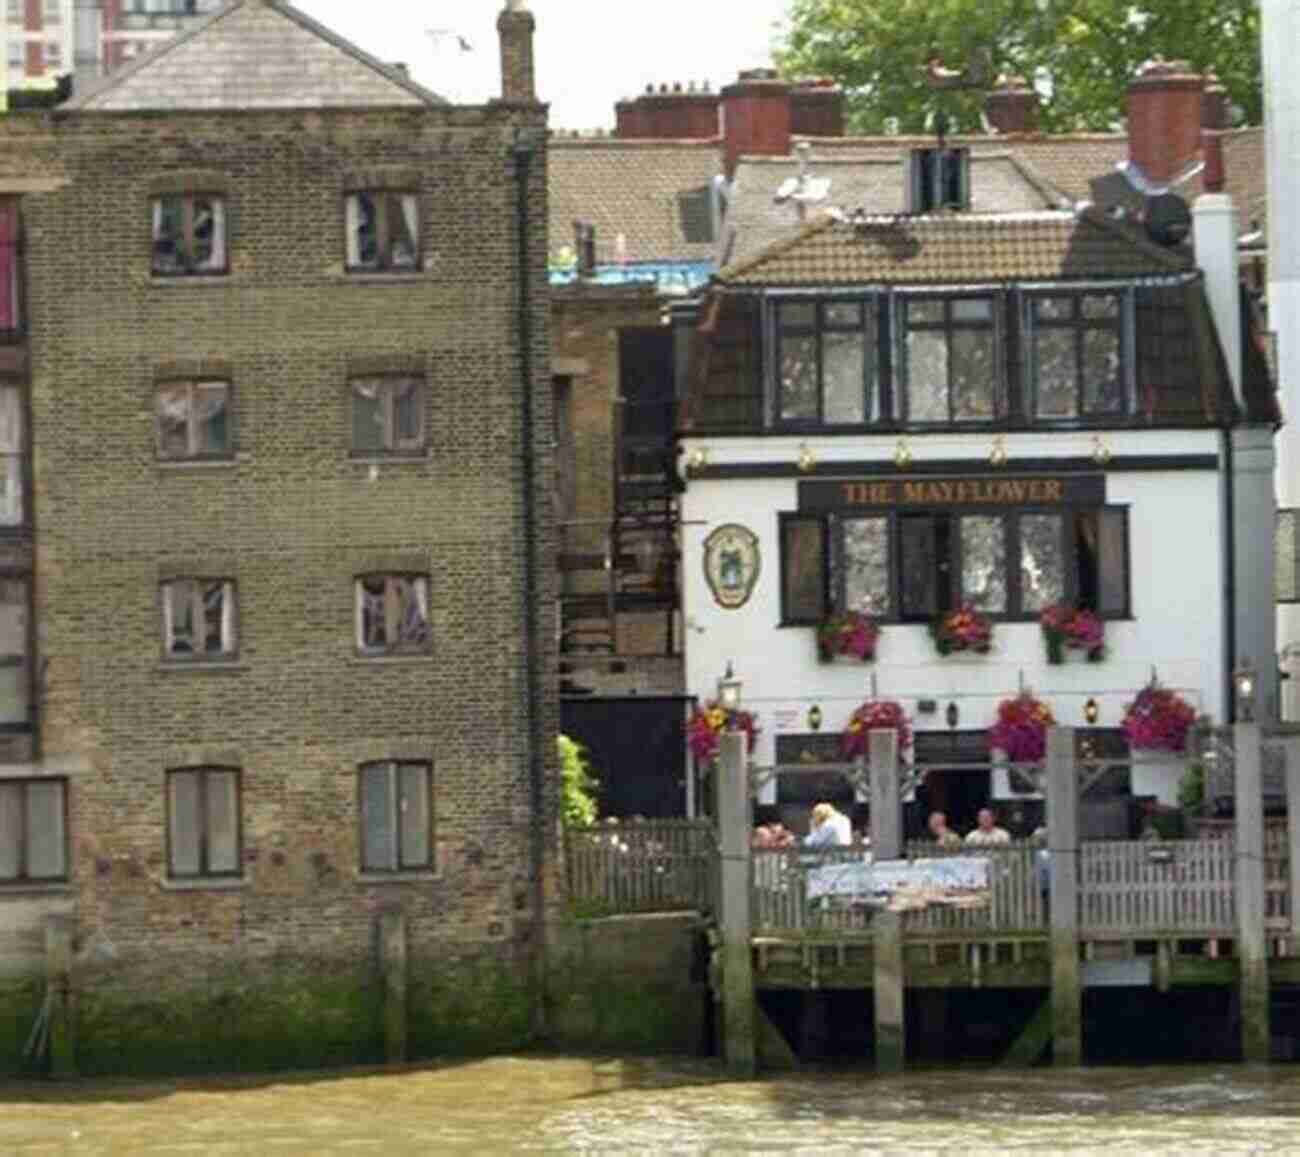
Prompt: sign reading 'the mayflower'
<box><xmin>799</xmin><ymin>473</ymin><xmax>1105</xmax><ymax>511</ymax></box>
<box><xmin>702</xmin><ymin>523</ymin><xmax>760</xmax><ymax>610</ymax></box>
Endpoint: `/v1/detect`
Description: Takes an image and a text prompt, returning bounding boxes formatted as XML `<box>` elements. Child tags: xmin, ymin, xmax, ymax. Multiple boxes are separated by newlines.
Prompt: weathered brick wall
<box><xmin>0</xmin><ymin>104</ymin><xmax>558</xmax><ymax>1002</ymax></box>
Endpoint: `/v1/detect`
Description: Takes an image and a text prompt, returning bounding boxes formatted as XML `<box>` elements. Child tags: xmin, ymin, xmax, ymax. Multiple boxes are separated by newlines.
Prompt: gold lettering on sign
<box><xmin>838</xmin><ymin>476</ymin><xmax>1073</xmax><ymax>507</ymax></box>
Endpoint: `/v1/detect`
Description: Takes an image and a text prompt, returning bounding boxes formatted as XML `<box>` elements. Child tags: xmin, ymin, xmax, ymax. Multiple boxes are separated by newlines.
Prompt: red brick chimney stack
<box><xmin>497</xmin><ymin>0</ymin><xmax>536</xmax><ymax>104</ymax></box>
<box><xmin>790</xmin><ymin>78</ymin><xmax>845</xmax><ymax>137</ymax></box>
<box><xmin>721</xmin><ymin>68</ymin><xmax>792</xmax><ymax>177</ymax></box>
<box><xmin>614</xmin><ymin>82</ymin><xmax>719</xmax><ymax>139</ymax></box>
<box><xmin>1200</xmin><ymin>71</ymin><xmax>1229</xmax><ymax>193</ymax></box>
<box><xmin>984</xmin><ymin>74</ymin><xmax>1040</xmax><ymax>135</ymax></box>
<box><xmin>1126</xmin><ymin>58</ymin><xmax>1205</xmax><ymax>184</ymax></box>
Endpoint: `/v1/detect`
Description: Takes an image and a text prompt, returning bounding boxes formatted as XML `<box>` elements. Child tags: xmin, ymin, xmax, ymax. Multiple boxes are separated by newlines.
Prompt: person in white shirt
<box><xmin>964</xmin><ymin>806</ymin><xmax>1011</xmax><ymax>847</ymax></box>
<box><xmin>805</xmin><ymin>802</ymin><xmax>852</xmax><ymax>848</ymax></box>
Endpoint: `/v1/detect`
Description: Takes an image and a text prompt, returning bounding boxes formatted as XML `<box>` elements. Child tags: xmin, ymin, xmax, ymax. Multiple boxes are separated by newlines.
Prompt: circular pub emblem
<box><xmin>702</xmin><ymin>523</ymin><xmax>760</xmax><ymax>610</ymax></box>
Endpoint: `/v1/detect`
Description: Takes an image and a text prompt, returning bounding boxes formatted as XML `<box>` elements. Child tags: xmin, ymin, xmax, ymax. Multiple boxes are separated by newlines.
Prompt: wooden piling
<box><xmin>717</xmin><ymin>730</ymin><xmax>756</xmax><ymax>1075</ymax></box>
<box><xmin>379</xmin><ymin>908</ymin><xmax>408</xmax><ymax>1064</ymax></box>
<box><xmin>1234</xmin><ymin>720</ymin><xmax>1270</xmax><ymax>1062</ymax></box>
<box><xmin>44</xmin><ymin>914</ymin><xmax>76</xmax><ymax>1078</ymax></box>
<box><xmin>869</xmin><ymin>727</ymin><xmax>904</xmax><ymax>1073</ymax></box>
<box><xmin>1046</xmin><ymin>726</ymin><xmax>1081</xmax><ymax>1066</ymax></box>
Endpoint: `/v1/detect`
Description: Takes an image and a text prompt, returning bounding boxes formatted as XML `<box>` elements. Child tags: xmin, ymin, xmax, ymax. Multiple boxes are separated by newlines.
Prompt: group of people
<box><xmin>751</xmin><ymin>803</ymin><xmax>1016</xmax><ymax>852</ymax></box>
<box><xmin>927</xmin><ymin>808</ymin><xmax>1011</xmax><ymax>848</ymax></box>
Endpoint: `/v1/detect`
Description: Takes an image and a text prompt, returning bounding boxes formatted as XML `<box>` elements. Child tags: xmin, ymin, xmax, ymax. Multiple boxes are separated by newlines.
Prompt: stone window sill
<box><xmin>356</xmin><ymin>871</ymin><xmax>438</xmax><ymax>885</ymax></box>
<box><xmin>335</xmin><ymin>270</ymin><xmax>429</xmax><ymax>285</ymax></box>
<box><xmin>149</xmin><ymin>274</ymin><xmax>235</xmax><ymax>287</ymax></box>
<box><xmin>349</xmin><ymin>653</ymin><xmax>434</xmax><ymax>666</ymax></box>
<box><xmin>349</xmin><ymin>453</ymin><xmax>431</xmax><ymax>467</ymax></box>
<box><xmin>157</xmin><ymin>457</ymin><xmax>243</xmax><ymax>472</ymax></box>
<box><xmin>159</xmin><ymin>876</ymin><xmax>247</xmax><ymax>892</ymax></box>
<box><xmin>0</xmin><ymin>881</ymin><xmax>73</xmax><ymax>897</ymax></box>
<box><xmin>157</xmin><ymin>661</ymin><xmax>247</xmax><ymax>675</ymax></box>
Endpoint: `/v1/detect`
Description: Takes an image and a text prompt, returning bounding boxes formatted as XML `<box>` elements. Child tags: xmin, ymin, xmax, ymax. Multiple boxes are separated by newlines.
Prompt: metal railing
<box><xmin>564</xmin><ymin>819</ymin><xmax>716</xmax><ymax>916</ymax></box>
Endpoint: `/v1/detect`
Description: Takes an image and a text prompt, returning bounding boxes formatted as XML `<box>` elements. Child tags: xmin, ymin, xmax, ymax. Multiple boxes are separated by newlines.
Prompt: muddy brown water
<box><xmin>3</xmin><ymin>1058</ymin><xmax>1300</xmax><ymax>1153</ymax></box>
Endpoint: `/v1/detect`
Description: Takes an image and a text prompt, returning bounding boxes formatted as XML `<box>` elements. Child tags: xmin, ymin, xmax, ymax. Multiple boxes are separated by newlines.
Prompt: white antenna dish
<box><xmin>776</xmin><ymin>177</ymin><xmax>832</xmax><ymax>204</ymax></box>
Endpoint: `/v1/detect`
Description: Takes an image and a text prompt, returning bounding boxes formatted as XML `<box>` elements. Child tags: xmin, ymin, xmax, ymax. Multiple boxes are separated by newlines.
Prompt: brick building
<box><xmin>0</xmin><ymin>0</ymin><xmax>556</xmax><ymax>1072</ymax></box>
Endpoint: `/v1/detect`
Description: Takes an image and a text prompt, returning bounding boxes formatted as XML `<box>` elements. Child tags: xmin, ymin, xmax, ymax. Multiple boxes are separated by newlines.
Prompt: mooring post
<box><xmin>868</xmin><ymin>727</ymin><xmax>904</xmax><ymax>1073</ymax></box>
<box><xmin>379</xmin><ymin>908</ymin><xmax>408</xmax><ymax>1064</ymax></box>
<box><xmin>44</xmin><ymin>914</ymin><xmax>75</xmax><ymax>1078</ymax></box>
<box><xmin>1285</xmin><ymin>734</ymin><xmax>1300</xmax><ymax>961</ymax></box>
<box><xmin>717</xmin><ymin>729</ymin><xmax>755</xmax><ymax>1075</ymax></box>
<box><xmin>1234</xmin><ymin>720</ymin><xmax>1270</xmax><ymax>1062</ymax></box>
<box><xmin>1046</xmin><ymin>725</ymin><xmax>1081</xmax><ymax>1066</ymax></box>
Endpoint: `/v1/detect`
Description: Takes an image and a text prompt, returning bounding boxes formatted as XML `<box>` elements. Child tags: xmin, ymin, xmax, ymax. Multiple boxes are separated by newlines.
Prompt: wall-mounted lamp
<box><xmin>1084</xmin><ymin>697</ymin><xmax>1100</xmax><ymax>725</ymax></box>
<box><xmin>717</xmin><ymin>661</ymin><xmax>742</xmax><ymax>717</ymax></box>
<box><xmin>1234</xmin><ymin>657</ymin><xmax>1257</xmax><ymax>723</ymax></box>
<box><xmin>894</xmin><ymin>438</ymin><xmax>913</xmax><ymax>469</ymax></box>
<box><xmin>946</xmin><ymin>700</ymin><xmax>959</xmax><ymax>729</ymax></box>
<box><xmin>989</xmin><ymin>435</ymin><xmax>1008</xmax><ymax>468</ymax></box>
<box><xmin>797</xmin><ymin>442</ymin><xmax>816</xmax><ymax>473</ymax></box>
<box><xmin>807</xmin><ymin>704</ymin><xmax>823</xmax><ymax>731</ymax></box>
<box><xmin>1091</xmin><ymin>435</ymin><xmax>1111</xmax><ymax>466</ymax></box>
<box><xmin>686</xmin><ymin>446</ymin><xmax>710</xmax><ymax>471</ymax></box>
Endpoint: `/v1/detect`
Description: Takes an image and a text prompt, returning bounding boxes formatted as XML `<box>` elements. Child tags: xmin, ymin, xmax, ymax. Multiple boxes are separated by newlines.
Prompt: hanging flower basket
<box><xmin>930</xmin><ymin>606</ymin><xmax>993</xmax><ymax>656</ymax></box>
<box><xmin>817</xmin><ymin>610</ymin><xmax>880</xmax><ymax>663</ymax></box>
<box><xmin>1040</xmin><ymin>604</ymin><xmax>1105</xmax><ymax>664</ymax></box>
<box><xmin>687</xmin><ymin>700</ymin><xmax>760</xmax><ymax>763</ymax></box>
<box><xmin>840</xmin><ymin>699</ymin><xmax>913</xmax><ymax>761</ymax></box>
<box><xmin>1121</xmin><ymin>680</ymin><xmax>1197</xmax><ymax>753</ymax></box>
<box><xmin>988</xmin><ymin>691</ymin><xmax>1056</xmax><ymax>763</ymax></box>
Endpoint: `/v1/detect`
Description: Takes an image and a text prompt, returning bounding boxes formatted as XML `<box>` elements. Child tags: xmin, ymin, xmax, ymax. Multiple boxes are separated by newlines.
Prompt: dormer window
<box><xmin>906</xmin><ymin>148</ymin><xmax>969</xmax><ymax>213</ymax></box>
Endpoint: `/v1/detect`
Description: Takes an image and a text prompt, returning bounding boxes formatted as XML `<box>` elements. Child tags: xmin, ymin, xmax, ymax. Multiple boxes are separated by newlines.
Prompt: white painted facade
<box><xmin>680</xmin><ymin>427</ymin><xmax>1227</xmax><ymax>809</ymax></box>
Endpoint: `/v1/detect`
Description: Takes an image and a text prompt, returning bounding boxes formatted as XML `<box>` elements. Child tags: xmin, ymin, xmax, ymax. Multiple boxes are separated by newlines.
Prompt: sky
<box><xmin>294</xmin><ymin>0</ymin><xmax>793</xmax><ymax>129</ymax></box>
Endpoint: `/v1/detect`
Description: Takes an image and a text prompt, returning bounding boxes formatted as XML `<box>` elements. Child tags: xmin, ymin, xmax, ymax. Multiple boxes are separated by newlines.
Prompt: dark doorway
<box><xmin>560</xmin><ymin>695</ymin><xmax>692</xmax><ymax>817</ymax></box>
<box><xmin>918</xmin><ymin>768</ymin><xmax>991</xmax><ymax>834</ymax></box>
<box><xmin>618</xmin><ymin>327</ymin><xmax>675</xmax><ymax>479</ymax></box>
<box><xmin>912</xmin><ymin>729</ymin><xmax>993</xmax><ymax>836</ymax></box>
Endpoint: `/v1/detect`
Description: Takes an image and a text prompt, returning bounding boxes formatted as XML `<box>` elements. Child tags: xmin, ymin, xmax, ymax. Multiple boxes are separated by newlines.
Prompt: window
<box><xmin>156</xmin><ymin>380</ymin><xmax>230</xmax><ymax>459</ymax></box>
<box><xmin>0</xmin><ymin>579</ymin><xmax>28</xmax><ymax>724</ymax></box>
<box><xmin>775</xmin><ymin>300</ymin><xmax>880</xmax><ymax>426</ymax></box>
<box><xmin>161</xmin><ymin>579</ymin><xmax>236</xmax><ymax>660</ymax></box>
<box><xmin>0</xmin><ymin>387</ymin><xmax>22</xmax><ymax>525</ymax></box>
<box><xmin>345</xmin><ymin>191</ymin><xmax>419</xmax><ymax>272</ymax></box>
<box><xmin>1028</xmin><ymin>294</ymin><xmax>1125</xmax><ymax>419</ymax></box>
<box><xmin>6</xmin><ymin>42</ymin><xmax>22</xmax><ymax>72</ymax></box>
<box><xmin>906</xmin><ymin>148</ymin><xmax>970</xmax><ymax>213</ymax></box>
<box><xmin>355</xmin><ymin>574</ymin><xmax>429</xmax><ymax>654</ymax></box>
<box><xmin>0</xmin><ymin>778</ymin><xmax>67</xmax><ymax>883</ymax></box>
<box><xmin>901</xmin><ymin>296</ymin><xmax>998</xmax><ymax>422</ymax></box>
<box><xmin>166</xmin><ymin>768</ymin><xmax>240</xmax><ymax>879</ymax></box>
<box><xmin>359</xmin><ymin>761</ymin><xmax>431</xmax><ymax>872</ymax></box>
<box><xmin>41</xmin><ymin>0</ymin><xmax>60</xmax><ymax>24</ymax></box>
<box><xmin>784</xmin><ymin>505</ymin><xmax>1130</xmax><ymax>625</ymax></box>
<box><xmin>6</xmin><ymin>0</ymin><xmax>21</xmax><ymax>23</ymax></box>
<box><xmin>151</xmin><ymin>193</ymin><xmax>227</xmax><ymax>275</ymax></box>
<box><xmin>1278</xmin><ymin>509</ymin><xmax>1300</xmax><ymax>604</ymax></box>
<box><xmin>44</xmin><ymin>40</ymin><xmax>61</xmax><ymax>69</ymax></box>
<box><xmin>351</xmin><ymin>377</ymin><xmax>424</xmax><ymax>455</ymax></box>
<box><xmin>0</xmin><ymin>200</ymin><xmax>18</xmax><ymax>336</ymax></box>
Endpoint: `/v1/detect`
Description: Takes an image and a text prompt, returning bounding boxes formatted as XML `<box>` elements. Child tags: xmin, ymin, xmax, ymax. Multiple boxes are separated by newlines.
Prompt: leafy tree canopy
<box><xmin>776</xmin><ymin>0</ymin><xmax>1261</xmax><ymax>135</ymax></box>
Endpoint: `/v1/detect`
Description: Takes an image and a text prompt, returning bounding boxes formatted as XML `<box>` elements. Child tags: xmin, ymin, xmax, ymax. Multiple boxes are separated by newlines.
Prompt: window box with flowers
<box><xmin>817</xmin><ymin>610</ymin><xmax>879</xmax><ymax>664</ymax></box>
<box><xmin>1040</xmin><ymin>604</ymin><xmax>1105</xmax><ymax>664</ymax></box>
<box><xmin>929</xmin><ymin>606</ymin><xmax>993</xmax><ymax>656</ymax></box>
<box><xmin>1122</xmin><ymin>680</ymin><xmax>1197</xmax><ymax>808</ymax></box>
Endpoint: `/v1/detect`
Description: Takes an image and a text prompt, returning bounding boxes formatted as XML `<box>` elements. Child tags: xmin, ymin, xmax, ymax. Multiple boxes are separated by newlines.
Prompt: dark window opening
<box><xmin>1028</xmin><ymin>293</ymin><xmax>1126</xmax><ymax>419</ymax></box>
<box><xmin>901</xmin><ymin>296</ymin><xmax>998</xmax><ymax>423</ymax></box>
<box><xmin>775</xmin><ymin>299</ymin><xmax>880</xmax><ymax>427</ymax></box>
<box><xmin>908</xmin><ymin>148</ymin><xmax>970</xmax><ymax>213</ymax></box>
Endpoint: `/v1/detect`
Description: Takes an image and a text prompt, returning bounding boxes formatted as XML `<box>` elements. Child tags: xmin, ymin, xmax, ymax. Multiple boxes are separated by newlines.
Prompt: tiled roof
<box><xmin>723</xmin><ymin>151</ymin><xmax>1069</xmax><ymax>266</ymax></box>
<box><xmin>799</xmin><ymin>134</ymin><xmax>1130</xmax><ymax>203</ymax></box>
<box><xmin>67</xmin><ymin>0</ymin><xmax>445</xmax><ymax>112</ymax></box>
<box><xmin>548</xmin><ymin>138</ymin><xmax>722</xmax><ymax>265</ymax></box>
<box><xmin>716</xmin><ymin>210</ymin><xmax>1193</xmax><ymax>287</ymax></box>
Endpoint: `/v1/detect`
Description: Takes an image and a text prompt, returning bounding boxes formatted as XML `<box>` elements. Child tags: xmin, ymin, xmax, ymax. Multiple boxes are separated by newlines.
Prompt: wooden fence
<box><xmin>1079</xmin><ymin>839</ymin><xmax>1236</xmax><ymax>934</ymax></box>
<box><xmin>564</xmin><ymin>819</ymin><xmax>716</xmax><ymax>915</ymax></box>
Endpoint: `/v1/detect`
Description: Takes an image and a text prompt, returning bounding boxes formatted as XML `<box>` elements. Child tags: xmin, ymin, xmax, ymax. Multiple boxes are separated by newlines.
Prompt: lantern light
<box><xmin>717</xmin><ymin>661</ymin><xmax>742</xmax><ymax>715</ymax></box>
<box><xmin>807</xmin><ymin>704</ymin><xmax>822</xmax><ymax>731</ymax></box>
<box><xmin>1084</xmin><ymin>697</ymin><xmax>1099</xmax><ymax>725</ymax></box>
<box><xmin>1234</xmin><ymin>658</ymin><xmax>1257</xmax><ymax>723</ymax></box>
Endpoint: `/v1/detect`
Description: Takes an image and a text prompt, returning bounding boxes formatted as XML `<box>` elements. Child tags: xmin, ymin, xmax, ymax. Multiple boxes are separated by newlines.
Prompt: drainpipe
<box><xmin>511</xmin><ymin>130</ymin><xmax>547</xmax><ymax>1036</ymax></box>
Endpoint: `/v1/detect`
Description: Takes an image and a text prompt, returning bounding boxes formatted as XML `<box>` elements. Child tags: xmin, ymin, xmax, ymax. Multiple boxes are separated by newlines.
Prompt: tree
<box><xmin>776</xmin><ymin>0</ymin><xmax>1261</xmax><ymax>135</ymax></box>
<box><xmin>558</xmin><ymin>734</ymin><xmax>598</xmax><ymax>828</ymax></box>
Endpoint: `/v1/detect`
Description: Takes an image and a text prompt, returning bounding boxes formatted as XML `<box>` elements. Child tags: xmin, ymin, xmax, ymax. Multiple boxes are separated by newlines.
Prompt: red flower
<box><xmin>840</xmin><ymin>699</ymin><xmax>913</xmax><ymax>761</ymax></box>
<box><xmin>988</xmin><ymin>691</ymin><xmax>1056</xmax><ymax>762</ymax></box>
<box><xmin>687</xmin><ymin>700</ymin><xmax>760</xmax><ymax>762</ymax></box>
<box><xmin>817</xmin><ymin>610</ymin><xmax>879</xmax><ymax>662</ymax></box>
<box><xmin>1122</xmin><ymin>682</ymin><xmax>1196</xmax><ymax>753</ymax></box>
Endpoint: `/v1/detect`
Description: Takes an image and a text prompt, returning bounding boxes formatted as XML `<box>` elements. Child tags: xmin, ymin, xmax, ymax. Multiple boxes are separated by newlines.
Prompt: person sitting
<box><xmin>927</xmin><ymin>810</ymin><xmax>962</xmax><ymax>850</ymax></box>
<box><xmin>964</xmin><ymin>806</ymin><xmax>1011</xmax><ymax>847</ymax></box>
<box><xmin>804</xmin><ymin>802</ymin><xmax>851</xmax><ymax>848</ymax></box>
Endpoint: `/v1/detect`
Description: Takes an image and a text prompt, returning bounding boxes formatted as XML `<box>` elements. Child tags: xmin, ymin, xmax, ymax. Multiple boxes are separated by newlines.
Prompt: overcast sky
<box><xmin>295</xmin><ymin>0</ymin><xmax>793</xmax><ymax>129</ymax></box>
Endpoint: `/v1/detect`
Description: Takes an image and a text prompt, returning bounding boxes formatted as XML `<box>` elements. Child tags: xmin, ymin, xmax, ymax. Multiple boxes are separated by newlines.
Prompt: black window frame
<box><xmin>358</xmin><ymin>760</ymin><xmax>433</xmax><ymax>874</ymax></box>
<box><xmin>781</xmin><ymin>504</ymin><xmax>1131</xmax><ymax>626</ymax></box>
<box><xmin>150</xmin><ymin>192</ymin><xmax>229</xmax><ymax>278</ymax></box>
<box><xmin>1024</xmin><ymin>290</ymin><xmax>1130</xmax><ymax>422</ymax></box>
<box><xmin>771</xmin><ymin>297</ymin><xmax>887</xmax><ymax>430</ymax></box>
<box><xmin>0</xmin><ymin>776</ymin><xmax>69</xmax><ymax>885</ymax></box>
<box><xmin>344</xmin><ymin>190</ymin><xmax>421</xmax><ymax>275</ymax></box>
<box><xmin>898</xmin><ymin>292</ymin><xmax>1003</xmax><ymax>425</ymax></box>
<box><xmin>778</xmin><ymin>511</ymin><xmax>828</xmax><ymax>625</ymax></box>
<box><xmin>165</xmin><ymin>767</ymin><xmax>243</xmax><ymax>881</ymax></box>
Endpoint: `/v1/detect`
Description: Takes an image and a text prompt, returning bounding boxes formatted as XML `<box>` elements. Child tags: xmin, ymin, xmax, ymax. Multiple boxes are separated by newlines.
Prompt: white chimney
<box><xmin>1193</xmin><ymin>193</ymin><xmax>1242</xmax><ymax>404</ymax></box>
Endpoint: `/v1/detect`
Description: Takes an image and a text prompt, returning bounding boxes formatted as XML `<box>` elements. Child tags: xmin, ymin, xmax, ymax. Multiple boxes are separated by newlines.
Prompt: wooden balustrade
<box><xmin>564</xmin><ymin>819</ymin><xmax>716</xmax><ymax>915</ymax></box>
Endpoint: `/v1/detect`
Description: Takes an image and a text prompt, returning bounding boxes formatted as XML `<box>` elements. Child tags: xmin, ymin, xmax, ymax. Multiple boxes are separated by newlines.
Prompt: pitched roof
<box><xmin>548</xmin><ymin>137</ymin><xmax>722</xmax><ymax>266</ymax></box>
<box><xmin>724</xmin><ymin>151</ymin><xmax>1069</xmax><ymax>267</ymax></box>
<box><xmin>66</xmin><ymin>0</ymin><xmax>445</xmax><ymax>112</ymax></box>
<box><xmin>715</xmin><ymin>209</ymin><xmax>1193</xmax><ymax>288</ymax></box>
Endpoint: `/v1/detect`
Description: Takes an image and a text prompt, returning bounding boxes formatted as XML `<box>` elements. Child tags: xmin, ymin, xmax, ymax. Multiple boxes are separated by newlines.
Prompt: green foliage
<box><xmin>558</xmin><ymin>734</ymin><xmax>598</xmax><ymax>829</ymax></box>
<box><xmin>1179</xmin><ymin>761</ymin><xmax>1206</xmax><ymax>812</ymax></box>
<box><xmin>777</xmin><ymin>0</ymin><xmax>1261</xmax><ymax>134</ymax></box>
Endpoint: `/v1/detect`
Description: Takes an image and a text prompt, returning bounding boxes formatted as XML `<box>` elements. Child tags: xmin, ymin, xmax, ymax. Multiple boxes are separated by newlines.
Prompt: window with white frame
<box><xmin>161</xmin><ymin>579</ymin><xmax>236</xmax><ymax>660</ymax></box>
<box><xmin>151</xmin><ymin>193</ymin><xmax>227</xmax><ymax>276</ymax></box>
<box><xmin>355</xmin><ymin>574</ymin><xmax>429</xmax><ymax>654</ymax></box>
<box><xmin>41</xmin><ymin>0</ymin><xmax>61</xmax><ymax>24</ymax></box>
<box><xmin>345</xmin><ymin>191</ymin><xmax>419</xmax><ymax>272</ymax></box>
<box><xmin>359</xmin><ymin>760</ymin><xmax>431</xmax><ymax>873</ymax></box>
<box><xmin>351</xmin><ymin>377</ymin><xmax>424</xmax><ymax>455</ymax></box>
<box><xmin>166</xmin><ymin>767</ymin><xmax>240</xmax><ymax>879</ymax></box>
<box><xmin>0</xmin><ymin>777</ymin><xmax>67</xmax><ymax>883</ymax></box>
<box><xmin>156</xmin><ymin>380</ymin><xmax>230</xmax><ymax>460</ymax></box>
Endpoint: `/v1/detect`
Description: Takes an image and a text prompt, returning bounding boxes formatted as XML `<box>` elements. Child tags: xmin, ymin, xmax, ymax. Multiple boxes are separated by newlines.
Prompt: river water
<box><xmin>3</xmin><ymin>1058</ymin><xmax>1300</xmax><ymax>1154</ymax></box>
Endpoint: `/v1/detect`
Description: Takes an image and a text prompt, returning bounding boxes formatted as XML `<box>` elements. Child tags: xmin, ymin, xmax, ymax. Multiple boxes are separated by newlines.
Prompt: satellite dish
<box><xmin>1144</xmin><ymin>193</ymin><xmax>1191</xmax><ymax>247</ymax></box>
<box><xmin>775</xmin><ymin>176</ymin><xmax>832</xmax><ymax>205</ymax></box>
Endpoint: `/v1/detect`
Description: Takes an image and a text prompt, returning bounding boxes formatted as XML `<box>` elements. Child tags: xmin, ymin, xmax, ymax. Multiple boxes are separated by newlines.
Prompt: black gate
<box><xmin>560</xmin><ymin>695</ymin><xmax>692</xmax><ymax>818</ymax></box>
